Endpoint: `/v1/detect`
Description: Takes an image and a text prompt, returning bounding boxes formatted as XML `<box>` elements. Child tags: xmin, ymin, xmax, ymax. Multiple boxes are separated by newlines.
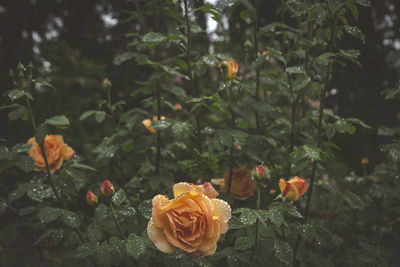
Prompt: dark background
<box><xmin>0</xmin><ymin>0</ymin><xmax>399</xmax><ymax>174</ymax></box>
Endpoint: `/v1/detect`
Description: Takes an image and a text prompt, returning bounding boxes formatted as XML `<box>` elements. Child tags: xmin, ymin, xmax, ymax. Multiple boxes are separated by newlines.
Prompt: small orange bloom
<box><xmin>218</xmin><ymin>60</ymin><xmax>238</xmax><ymax>80</ymax></box>
<box><xmin>147</xmin><ymin>182</ymin><xmax>231</xmax><ymax>256</ymax></box>
<box><xmin>211</xmin><ymin>166</ymin><xmax>256</xmax><ymax>200</ymax></box>
<box><xmin>101</xmin><ymin>180</ymin><xmax>115</xmax><ymax>197</ymax></box>
<box><xmin>86</xmin><ymin>191</ymin><xmax>98</xmax><ymax>205</ymax></box>
<box><xmin>361</xmin><ymin>157</ymin><xmax>369</xmax><ymax>165</ymax></box>
<box><xmin>142</xmin><ymin>116</ymin><xmax>166</xmax><ymax>134</ymax></box>
<box><xmin>279</xmin><ymin>176</ymin><xmax>308</xmax><ymax>201</ymax></box>
<box><xmin>27</xmin><ymin>135</ymin><xmax>75</xmax><ymax>174</ymax></box>
<box><xmin>174</xmin><ymin>103</ymin><xmax>182</xmax><ymax>111</ymax></box>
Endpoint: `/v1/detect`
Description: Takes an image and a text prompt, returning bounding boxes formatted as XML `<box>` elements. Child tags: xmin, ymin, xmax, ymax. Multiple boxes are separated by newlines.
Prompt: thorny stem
<box><xmin>110</xmin><ymin>202</ymin><xmax>125</xmax><ymax>239</ymax></box>
<box><xmin>183</xmin><ymin>0</ymin><xmax>202</xmax><ymax>154</ymax></box>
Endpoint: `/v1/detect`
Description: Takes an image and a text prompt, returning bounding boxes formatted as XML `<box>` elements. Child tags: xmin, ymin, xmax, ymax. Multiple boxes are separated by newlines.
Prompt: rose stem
<box><xmin>226</xmin><ymin>82</ymin><xmax>236</xmax><ymax>195</ymax></box>
<box><xmin>183</xmin><ymin>0</ymin><xmax>202</xmax><ymax>154</ymax></box>
<box><xmin>253</xmin><ymin>0</ymin><xmax>260</xmax><ymax>133</ymax></box>
<box><xmin>23</xmin><ymin>69</ymin><xmax>99</xmax><ymax>267</ymax></box>
<box><xmin>293</xmin><ymin>1</ymin><xmax>336</xmax><ymax>263</ymax></box>
<box><xmin>252</xmin><ymin>186</ymin><xmax>261</xmax><ymax>259</ymax></box>
<box><xmin>155</xmin><ymin>81</ymin><xmax>161</xmax><ymax>176</ymax></box>
<box><xmin>110</xmin><ymin>201</ymin><xmax>125</xmax><ymax>239</ymax></box>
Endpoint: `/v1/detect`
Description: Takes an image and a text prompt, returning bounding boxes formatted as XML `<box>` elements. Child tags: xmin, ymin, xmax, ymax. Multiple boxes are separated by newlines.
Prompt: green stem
<box><xmin>110</xmin><ymin>202</ymin><xmax>125</xmax><ymax>239</ymax></box>
<box><xmin>25</xmin><ymin>96</ymin><xmax>37</xmax><ymax>131</ymax></box>
<box><xmin>253</xmin><ymin>0</ymin><xmax>260</xmax><ymax>133</ymax></box>
<box><xmin>252</xmin><ymin>186</ymin><xmax>261</xmax><ymax>259</ymax></box>
<box><xmin>226</xmin><ymin>82</ymin><xmax>235</xmax><ymax>196</ymax></box>
<box><xmin>155</xmin><ymin>82</ymin><xmax>161</xmax><ymax>176</ymax></box>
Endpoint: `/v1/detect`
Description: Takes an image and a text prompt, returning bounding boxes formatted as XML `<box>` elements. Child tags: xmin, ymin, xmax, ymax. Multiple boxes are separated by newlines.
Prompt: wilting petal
<box><xmin>202</xmin><ymin>182</ymin><xmax>219</xmax><ymax>199</ymax></box>
<box><xmin>147</xmin><ymin>218</ymin><xmax>177</xmax><ymax>254</ymax></box>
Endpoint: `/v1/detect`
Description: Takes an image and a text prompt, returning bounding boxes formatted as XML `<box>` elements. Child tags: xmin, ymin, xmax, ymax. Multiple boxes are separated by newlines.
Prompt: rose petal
<box><xmin>147</xmin><ymin>218</ymin><xmax>177</xmax><ymax>254</ymax></box>
<box><xmin>211</xmin><ymin>198</ymin><xmax>231</xmax><ymax>234</ymax></box>
<box><xmin>173</xmin><ymin>182</ymin><xmax>196</xmax><ymax>198</ymax></box>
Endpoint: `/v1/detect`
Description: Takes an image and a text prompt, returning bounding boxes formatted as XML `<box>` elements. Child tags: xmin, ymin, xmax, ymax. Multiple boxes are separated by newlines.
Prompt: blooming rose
<box><xmin>142</xmin><ymin>116</ymin><xmax>166</xmax><ymax>134</ymax></box>
<box><xmin>27</xmin><ymin>135</ymin><xmax>75</xmax><ymax>173</ymax></box>
<box><xmin>218</xmin><ymin>60</ymin><xmax>238</xmax><ymax>80</ymax></box>
<box><xmin>211</xmin><ymin>166</ymin><xmax>256</xmax><ymax>200</ymax></box>
<box><xmin>147</xmin><ymin>182</ymin><xmax>231</xmax><ymax>256</ymax></box>
<box><xmin>279</xmin><ymin>176</ymin><xmax>308</xmax><ymax>201</ymax></box>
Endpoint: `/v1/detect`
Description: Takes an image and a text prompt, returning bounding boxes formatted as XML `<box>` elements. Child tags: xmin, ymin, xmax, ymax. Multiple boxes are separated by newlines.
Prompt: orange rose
<box><xmin>218</xmin><ymin>60</ymin><xmax>238</xmax><ymax>80</ymax></box>
<box><xmin>211</xmin><ymin>166</ymin><xmax>256</xmax><ymax>200</ymax></box>
<box><xmin>279</xmin><ymin>176</ymin><xmax>308</xmax><ymax>201</ymax></box>
<box><xmin>27</xmin><ymin>135</ymin><xmax>75</xmax><ymax>174</ymax></box>
<box><xmin>147</xmin><ymin>182</ymin><xmax>231</xmax><ymax>256</ymax></box>
<box><xmin>142</xmin><ymin>116</ymin><xmax>166</xmax><ymax>134</ymax></box>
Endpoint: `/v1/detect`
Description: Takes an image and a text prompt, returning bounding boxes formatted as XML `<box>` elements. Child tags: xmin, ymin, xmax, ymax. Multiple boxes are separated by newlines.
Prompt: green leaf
<box><xmin>46</xmin><ymin>115</ymin><xmax>70</xmax><ymax>129</ymax></box>
<box><xmin>343</xmin><ymin>25</ymin><xmax>365</xmax><ymax>43</ymax></box>
<box><xmin>88</xmin><ymin>223</ymin><xmax>103</xmax><ymax>243</ymax></box>
<box><xmin>232</xmin><ymin>208</ymin><xmax>257</xmax><ymax>226</ymax></box>
<box><xmin>171</xmin><ymin>122</ymin><xmax>192</xmax><ymax>138</ymax></box>
<box><xmin>266</xmin><ymin>207</ymin><xmax>284</xmax><ymax>227</ymax></box>
<box><xmin>300</xmin><ymin>224</ymin><xmax>318</xmax><ymax>242</ymax></box>
<box><xmin>60</xmin><ymin>210</ymin><xmax>81</xmax><ymax>228</ymax></box>
<box><xmin>334</xmin><ymin>119</ymin><xmax>356</xmax><ymax>134</ymax></box>
<box><xmin>138</xmin><ymin>199</ymin><xmax>152</xmax><ymax>219</ymax></box>
<box><xmin>33</xmin><ymin>79</ymin><xmax>56</xmax><ymax>90</ymax></box>
<box><xmin>11</xmin><ymin>143</ymin><xmax>32</xmax><ymax>153</ymax></box>
<box><xmin>266</xmin><ymin>48</ymin><xmax>286</xmax><ymax>64</ymax></box>
<box><xmin>292</xmin><ymin>75</ymin><xmax>311</xmax><ymax>91</ymax></box>
<box><xmin>79</xmin><ymin>110</ymin><xmax>96</xmax><ymax>121</ymax></box>
<box><xmin>151</xmin><ymin>120</ymin><xmax>172</xmax><ymax>131</ymax></box>
<box><xmin>125</xmin><ymin>233</ymin><xmax>146</xmax><ymax>259</ymax></box>
<box><xmin>274</xmin><ymin>239</ymin><xmax>293</xmax><ymax>265</ymax></box>
<box><xmin>285</xmin><ymin>205</ymin><xmax>303</xmax><ymax>218</ymax></box>
<box><xmin>8</xmin><ymin>106</ymin><xmax>26</xmax><ymax>121</ymax></box>
<box><xmin>315</xmin><ymin>52</ymin><xmax>336</xmax><ymax>65</ymax></box>
<box><xmin>112</xmin><ymin>189</ymin><xmax>126</xmax><ymax>207</ymax></box>
<box><xmin>118</xmin><ymin>206</ymin><xmax>137</xmax><ymax>217</ymax></box>
<box><xmin>0</xmin><ymin>146</ymin><xmax>16</xmax><ymax>160</ymax></box>
<box><xmin>76</xmin><ymin>243</ymin><xmax>97</xmax><ymax>259</ymax></box>
<box><xmin>303</xmin><ymin>145</ymin><xmax>321</xmax><ymax>162</ymax></box>
<box><xmin>38</xmin><ymin>207</ymin><xmax>61</xmax><ymax>223</ymax></box>
<box><xmin>286</xmin><ymin>66</ymin><xmax>305</xmax><ymax>74</ymax></box>
<box><xmin>343</xmin><ymin>191</ymin><xmax>364</xmax><ymax>209</ymax></box>
<box><xmin>8</xmin><ymin>89</ymin><xmax>33</xmax><ymax>101</ymax></box>
<box><xmin>234</xmin><ymin>236</ymin><xmax>253</xmax><ymax>251</ymax></box>
<box><xmin>95</xmin><ymin>111</ymin><xmax>106</xmax><ymax>123</ymax></box>
<box><xmin>382</xmin><ymin>143</ymin><xmax>400</xmax><ymax>161</ymax></box>
<box><xmin>70</xmin><ymin>162</ymin><xmax>97</xmax><ymax>171</ymax></box>
<box><xmin>356</xmin><ymin>0</ymin><xmax>371</xmax><ymax>7</ymax></box>
<box><xmin>15</xmin><ymin>155</ymin><xmax>35</xmax><ymax>172</ymax></box>
<box><xmin>27</xmin><ymin>184</ymin><xmax>54</xmax><ymax>202</ymax></box>
<box><xmin>142</xmin><ymin>32</ymin><xmax>167</xmax><ymax>45</ymax></box>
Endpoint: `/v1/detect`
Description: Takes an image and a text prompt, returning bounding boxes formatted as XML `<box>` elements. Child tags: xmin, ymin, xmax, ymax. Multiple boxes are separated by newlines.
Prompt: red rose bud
<box><xmin>86</xmin><ymin>191</ymin><xmax>98</xmax><ymax>205</ymax></box>
<box><xmin>253</xmin><ymin>164</ymin><xmax>266</xmax><ymax>180</ymax></box>
<box><xmin>279</xmin><ymin>176</ymin><xmax>308</xmax><ymax>201</ymax></box>
<box><xmin>102</xmin><ymin>78</ymin><xmax>112</xmax><ymax>90</ymax></box>
<box><xmin>174</xmin><ymin>103</ymin><xmax>182</xmax><ymax>111</ymax></box>
<box><xmin>101</xmin><ymin>180</ymin><xmax>115</xmax><ymax>197</ymax></box>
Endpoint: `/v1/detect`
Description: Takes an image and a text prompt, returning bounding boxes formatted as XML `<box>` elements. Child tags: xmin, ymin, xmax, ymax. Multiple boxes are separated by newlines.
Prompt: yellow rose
<box><xmin>147</xmin><ymin>182</ymin><xmax>231</xmax><ymax>256</ymax></box>
<box><xmin>279</xmin><ymin>176</ymin><xmax>308</xmax><ymax>201</ymax></box>
<box><xmin>27</xmin><ymin>135</ymin><xmax>75</xmax><ymax>174</ymax></box>
<box><xmin>142</xmin><ymin>116</ymin><xmax>166</xmax><ymax>134</ymax></box>
<box><xmin>218</xmin><ymin>60</ymin><xmax>239</xmax><ymax>80</ymax></box>
<box><xmin>211</xmin><ymin>166</ymin><xmax>256</xmax><ymax>200</ymax></box>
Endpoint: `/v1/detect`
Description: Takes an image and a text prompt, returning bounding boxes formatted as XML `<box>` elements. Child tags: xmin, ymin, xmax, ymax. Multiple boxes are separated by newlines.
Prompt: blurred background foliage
<box><xmin>1</xmin><ymin>0</ymin><xmax>399</xmax><ymax>172</ymax></box>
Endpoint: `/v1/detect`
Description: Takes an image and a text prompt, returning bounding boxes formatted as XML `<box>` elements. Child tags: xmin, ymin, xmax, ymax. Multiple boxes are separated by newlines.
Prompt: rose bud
<box><xmin>101</xmin><ymin>180</ymin><xmax>115</xmax><ymax>197</ymax></box>
<box><xmin>279</xmin><ymin>176</ymin><xmax>308</xmax><ymax>201</ymax></box>
<box><xmin>253</xmin><ymin>164</ymin><xmax>266</xmax><ymax>180</ymax></box>
<box><xmin>218</xmin><ymin>60</ymin><xmax>238</xmax><ymax>80</ymax></box>
<box><xmin>102</xmin><ymin>78</ymin><xmax>112</xmax><ymax>90</ymax></box>
<box><xmin>86</xmin><ymin>191</ymin><xmax>98</xmax><ymax>206</ymax></box>
<box><xmin>361</xmin><ymin>157</ymin><xmax>369</xmax><ymax>165</ymax></box>
<box><xmin>174</xmin><ymin>103</ymin><xmax>182</xmax><ymax>111</ymax></box>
